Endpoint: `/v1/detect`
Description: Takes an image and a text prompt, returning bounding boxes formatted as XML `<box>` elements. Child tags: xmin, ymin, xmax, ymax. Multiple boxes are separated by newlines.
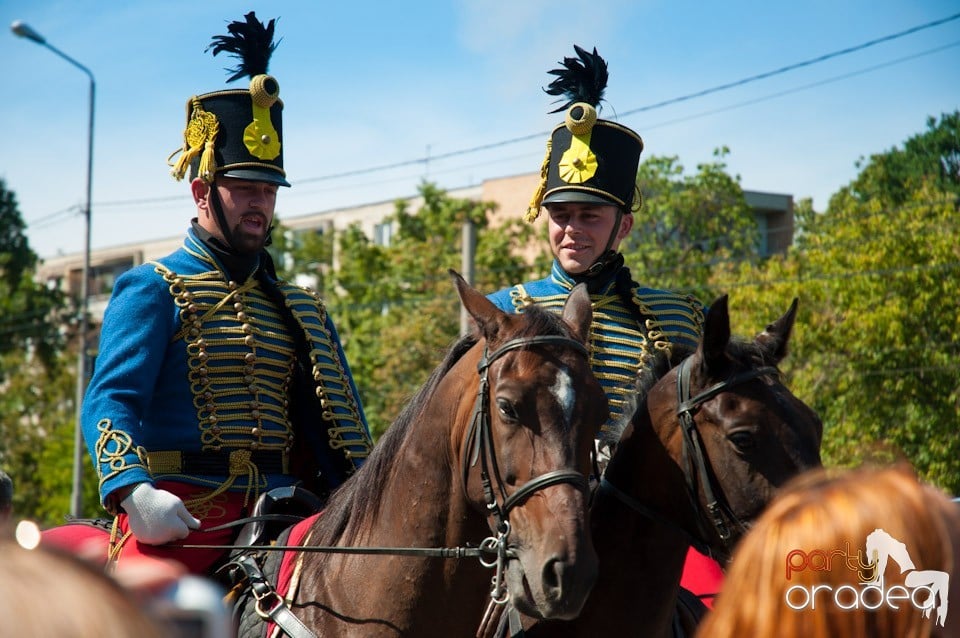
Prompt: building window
<box><xmin>93</xmin><ymin>259</ymin><xmax>136</xmax><ymax>297</ymax></box>
<box><xmin>374</xmin><ymin>221</ymin><xmax>394</xmax><ymax>247</ymax></box>
<box><xmin>756</xmin><ymin>213</ymin><xmax>769</xmax><ymax>257</ymax></box>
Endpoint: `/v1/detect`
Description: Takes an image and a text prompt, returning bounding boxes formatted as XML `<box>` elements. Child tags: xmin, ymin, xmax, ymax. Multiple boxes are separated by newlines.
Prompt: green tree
<box><xmin>0</xmin><ymin>348</ymin><xmax>99</xmax><ymax>524</ymax></box>
<box><xmin>844</xmin><ymin>111</ymin><xmax>960</xmax><ymax>207</ymax></box>
<box><xmin>0</xmin><ymin>179</ymin><xmax>94</xmax><ymax>523</ymax></box>
<box><xmin>624</xmin><ymin>148</ymin><xmax>761</xmax><ymax>300</ymax></box>
<box><xmin>0</xmin><ymin>179</ymin><xmax>66</xmax><ymax>368</ymax></box>
<box><xmin>792</xmin><ymin>192</ymin><xmax>959</xmax><ymax>489</ymax></box>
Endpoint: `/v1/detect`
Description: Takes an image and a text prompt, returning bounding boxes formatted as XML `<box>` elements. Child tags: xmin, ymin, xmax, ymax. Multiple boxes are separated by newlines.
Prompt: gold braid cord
<box><xmin>525</xmin><ymin>138</ymin><xmax>552</xmax><ymax>222</ymax></box>
<box><xmin>278</xmin><ymin>283</ymin><xmax>373</xmax><ymax>461</ymax></box>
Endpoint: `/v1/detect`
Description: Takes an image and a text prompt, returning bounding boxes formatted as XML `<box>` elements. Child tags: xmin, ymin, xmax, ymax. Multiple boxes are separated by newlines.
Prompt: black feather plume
<box><xmin>205</xmin><ymin>12</ymin><xmax>280</xmax><ymax>83</ymax></box>
<box><xmin>543</xmin><ymin>45</ymin><xmax>609</xmax><ymax>114</ymax></box>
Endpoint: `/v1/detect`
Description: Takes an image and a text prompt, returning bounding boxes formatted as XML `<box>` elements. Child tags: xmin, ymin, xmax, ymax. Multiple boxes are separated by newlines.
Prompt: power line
<box><xmin>639</xmin><ymin>40</ymin><xmax>960</xmax><ymax>133</ymax></box>
<box><xmin>618</xmin><ymin>12</ymin><xmax>960</xmax><ymax>118</ymax></box>
<box><xmin>56</xmin><ymin>12</ymin><xmax>960</xmax><ymax>216</ymax></box>
<box><xmin>296</xmin><ymin>12</ymin><xmax>960</xmax><ymax>185</ymax></box>
<box><xmin>29</xmin><ymin>204</ymin><xmax>83</xmax><ymax>229</ymax></box>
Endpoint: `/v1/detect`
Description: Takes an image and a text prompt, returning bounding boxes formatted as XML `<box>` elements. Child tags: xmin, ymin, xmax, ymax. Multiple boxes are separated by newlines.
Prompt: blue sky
<box><xmin>3</xmin><ymin>1</ymin><xmax>959</xmax><ymax>259</ymax></box>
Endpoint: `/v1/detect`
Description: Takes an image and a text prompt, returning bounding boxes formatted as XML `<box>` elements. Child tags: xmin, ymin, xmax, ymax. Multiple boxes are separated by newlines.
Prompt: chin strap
<box><xmin>585</xmin><ymin>209</ymin><xmax>624</xmax><ymax>276</ymax></box>
<box><xmin>585</xmin><ymin>250</ymin><xmax>617</xmax><ymax>276</ymax></box>
<box><xmin>207</xmin><ymin>183</ymin><xmax>237</xmax><ymax>251</ymax></box>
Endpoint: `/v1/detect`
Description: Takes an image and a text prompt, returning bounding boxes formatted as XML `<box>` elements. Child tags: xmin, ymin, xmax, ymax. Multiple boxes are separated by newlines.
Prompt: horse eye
<box><xmin>496</xmin><ymin>398</ymin><xmax>519</xmax><ymax>423</ymax></box>
<box><xmin>728</xmin><ymin>430</ymin><xmax>756</xmax><ymax>453</ymax></box>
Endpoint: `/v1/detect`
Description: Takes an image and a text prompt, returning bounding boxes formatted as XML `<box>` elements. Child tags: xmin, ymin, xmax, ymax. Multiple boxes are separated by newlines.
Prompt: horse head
<box><xmin>453</xmin><ymin>271</ymin><xmax>607</xmax><ymax>620</ymax></box>
<box><xmin>623</xmin><ymin>294</ymin><xmax>824</xmax><ymax>561</ymax></box>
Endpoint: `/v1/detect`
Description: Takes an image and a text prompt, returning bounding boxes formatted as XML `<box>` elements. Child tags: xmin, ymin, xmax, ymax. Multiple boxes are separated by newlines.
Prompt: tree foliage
<box><xmin>844</xmin><ymin>111</ymin><xmax>960</xmax><ymax>207</ymax></box>
<box><xmin>623</xmin><ymin>148</ymin><xmax>761</xmax><ymax>300</ymax></box>
<box><xmin>0</xmin><ymin>179</ymin><xmax>99</xmax><ymax>523</ymax></box>
<box><xmin>0</xmin><ymin>179</ymin><xmax>66</xmax><ymax>371</ymax></box>
<box><xmin>0</xmin><ymin>348</ymin><xmax>100</xmax><ymax>524</ymax></box>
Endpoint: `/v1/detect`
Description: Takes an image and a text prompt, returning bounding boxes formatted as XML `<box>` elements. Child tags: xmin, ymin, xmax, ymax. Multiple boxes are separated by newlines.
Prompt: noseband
<box><xmin>675</xmin><ymin>356</ymin><xmax>779</xmax><ymax>558</ymax></box>
<box><xmin>462</xmin><ymin>335</ymin><xmax>592</xmax><ymax>602</ymax></box>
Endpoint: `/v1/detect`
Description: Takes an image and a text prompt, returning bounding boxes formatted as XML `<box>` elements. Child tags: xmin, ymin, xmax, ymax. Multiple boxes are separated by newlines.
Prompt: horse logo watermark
<box><xmin>784</xmin><ymin>528</ymin><xmax>950</xmax><ymax>626</ymax></box>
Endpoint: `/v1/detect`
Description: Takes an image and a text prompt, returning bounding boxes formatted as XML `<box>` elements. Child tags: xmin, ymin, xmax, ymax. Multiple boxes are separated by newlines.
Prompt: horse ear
<box><xmin>755</xmin><ymin>297</ymin><xmax>798</xmax><ymax>364</ymax></box>
<box><xmin>561</xmin><ymin>284</ymin><xmax>593</xmax><ymax>344</ymax></box>
<box><xmin>449</xmin><ymin>269</ymin><xmax>502</xmax><ymax>340</ymax></box>
<box><xmin>698</xmin><ymin>294</ymin><xmax>731</xmax><ymax>372</ymax></box>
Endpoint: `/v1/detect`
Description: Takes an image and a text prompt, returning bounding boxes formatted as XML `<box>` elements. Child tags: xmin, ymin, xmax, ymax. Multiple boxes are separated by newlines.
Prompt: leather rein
<box><xmin>600</xmin><ymin>356</ymin><xmax>779</xmax><ymax>562</ymax></box>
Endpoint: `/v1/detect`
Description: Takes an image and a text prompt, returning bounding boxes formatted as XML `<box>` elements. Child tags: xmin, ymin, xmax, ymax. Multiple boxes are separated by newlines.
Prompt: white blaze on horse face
<box><xmin>550</xmin><ymin>365</ymin><xmax>576</xmax><ymax>428</ymax></box>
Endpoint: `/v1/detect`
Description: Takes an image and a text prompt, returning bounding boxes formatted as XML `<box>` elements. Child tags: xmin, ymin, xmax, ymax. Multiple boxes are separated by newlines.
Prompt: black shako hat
<box><xmin>526</xmin><ymin>45</ymin><xmax>643</xmax><ymax>221</ymax></box>
<box><xmin>168</xmin><ymin>12</ymin><xmax>290</xmax><ymax>187</ymax></box>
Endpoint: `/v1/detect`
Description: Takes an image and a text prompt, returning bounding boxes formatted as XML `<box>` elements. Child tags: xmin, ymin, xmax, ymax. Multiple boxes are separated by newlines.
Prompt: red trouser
<box><xmin>680</xmin><ymin>545</ymin><xmax>725</xmax><ymax>608</ymax></box>
<box><xmin>42</xmin><ymin>481</ymin><xmax>248</xmax><ymax>576</ymax></box>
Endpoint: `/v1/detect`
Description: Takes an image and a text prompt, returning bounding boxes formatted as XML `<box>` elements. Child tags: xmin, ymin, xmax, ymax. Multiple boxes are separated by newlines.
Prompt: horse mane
<box><xmin>305</xmin><ymin>303</ymin><xmax>575</xmax><ymax>554</ymax></box>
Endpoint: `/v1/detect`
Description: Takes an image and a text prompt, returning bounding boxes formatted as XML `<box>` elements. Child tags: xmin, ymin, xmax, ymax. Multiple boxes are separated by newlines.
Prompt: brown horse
<box><xmin>522</xmin><ymin>295</ymin><xmax>824</xmax><ymax>638</ymax></box>
<box><xmin>257</xmin><ymin>272</ymin><xmax>608</xmax><ymax>637</ymax></box>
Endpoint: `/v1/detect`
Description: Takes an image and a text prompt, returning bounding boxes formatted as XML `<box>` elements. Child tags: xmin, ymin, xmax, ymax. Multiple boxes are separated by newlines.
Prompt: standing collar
<box><xmin>550</xmin><ymin>253</ymin><xmax>624</xmax><ymax>295</ymax></box>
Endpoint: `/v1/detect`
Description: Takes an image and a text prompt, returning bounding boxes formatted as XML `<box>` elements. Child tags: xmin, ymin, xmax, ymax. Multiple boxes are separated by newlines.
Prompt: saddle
<box><xmin>222</xmin><ymin>485</ymin><xmax>324</xmax><ymax>638</ymax></box>
<box><xmin>231</xmin><ymin>485</ymin><xmax>324</xmax><ymax>550</ymax></box>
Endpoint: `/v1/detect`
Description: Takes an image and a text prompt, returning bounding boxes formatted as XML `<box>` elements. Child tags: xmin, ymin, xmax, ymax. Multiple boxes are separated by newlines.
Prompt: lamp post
<box><xmin>12</xmin><ymin>20</ymin><xmax>95</xmax><ymax>518</ymax></box>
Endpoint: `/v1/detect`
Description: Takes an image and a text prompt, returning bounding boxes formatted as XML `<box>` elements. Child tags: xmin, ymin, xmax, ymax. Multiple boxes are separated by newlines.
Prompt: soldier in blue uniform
<box><xmin>486</xmin><ymin>45</ymin><xmax>723</xmax><ymax>606</ymax></box>
<box><xmin>488</xmin><ymin>45</ymin><xmax>705</xmax><ymax>451</ymax></box>
<box><xmin>43</xmin><ymin>12</ymin><xmax>372</xmax><ymax>575</ymax></box>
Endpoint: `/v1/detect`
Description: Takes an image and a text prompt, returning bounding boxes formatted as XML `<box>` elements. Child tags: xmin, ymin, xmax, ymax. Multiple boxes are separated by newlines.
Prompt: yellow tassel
<box><xmin>168</xmin><ymin>97</ymin><xmax>219</xmax><ymax>182</ymax></box>
<box><xmin>169</xmin><ymin>146</ymin><xmax>198</xmax><ymax>181</ymax></box>
<box><xmin>525</xmin><ymin>138</ymin><xmax>552</xmax><ymax>222</ymax></box>
<box><xmin>197</xmin><ymin>117</ymin><xmax>219</xmax><ymax>183</ymax></box>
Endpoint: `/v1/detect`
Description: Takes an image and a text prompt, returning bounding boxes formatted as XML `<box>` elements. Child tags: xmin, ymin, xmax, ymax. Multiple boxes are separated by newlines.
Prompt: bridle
<box><xmin>600</xmin><ymin>355</ymin><xmax>779</xmax><ymax>562</ymax></box>
<box><xmin>675</xmin><ymin>356</ymin><xmax>779</xmax><ymax>559</ymax></box>
<box><xmin>462</xmin><ymin>334</ymin><xmax>592</xmax><ymax>604</ymax></box>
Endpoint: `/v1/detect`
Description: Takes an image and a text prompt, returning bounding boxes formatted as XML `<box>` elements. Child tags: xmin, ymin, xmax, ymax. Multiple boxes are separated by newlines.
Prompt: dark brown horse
<box><xmin>268</xmin><ymin>273</ymin><xmax>608</xmax><ymax>637</ymax></box>
<box><xmin>523</xmin><ymin>295</ymin><xmax>824</xmax><ymax>637</ymax></box>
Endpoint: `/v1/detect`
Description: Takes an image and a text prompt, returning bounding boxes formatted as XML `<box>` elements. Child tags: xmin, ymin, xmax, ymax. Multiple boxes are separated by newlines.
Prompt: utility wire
<box><xmin>618</xmin><ymin>12</ymin><xmax>960</xmax><ymax>117</ymax></box>
<box><xmin>77</xmin><ymin>13</ymin><xmax>960</xmax><ymax>212</ymax></box>
<box><xmin>639</xmin><ymin>39</ymin><xmax>960</xmax><ymax>132</ymax></box>
<box><xmin>297</xmin><ymin>12</ymin><xmax>960</xmax><ymax>185</ymax></box>
<box><xmin>29</xmin><ymin>204</ymin><xmax>83</xmax><ymax>230</ymax></box>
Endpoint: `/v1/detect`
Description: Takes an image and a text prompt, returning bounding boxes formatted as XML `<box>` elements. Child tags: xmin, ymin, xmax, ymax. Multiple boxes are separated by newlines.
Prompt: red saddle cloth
<box><xmin>41</xmin><ymin>481</ymin><xmax>245</xmax><ymax>575</ymax></box>
<box><xmin>680</xmin><ymin>546</ymin><xmax>724</xmax><ymax>608</ymax></box>
<box><xmin>265</xmin><ymin>512</ymin><xmax>320</xmax><ymax>637</ymax></box>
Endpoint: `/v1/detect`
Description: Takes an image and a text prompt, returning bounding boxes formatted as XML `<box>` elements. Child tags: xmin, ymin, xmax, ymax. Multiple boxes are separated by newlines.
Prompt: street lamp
<box><xmin>12</xmin><ymin>20</ymin><xmax>95</xmax><ymax>518</ymax></box>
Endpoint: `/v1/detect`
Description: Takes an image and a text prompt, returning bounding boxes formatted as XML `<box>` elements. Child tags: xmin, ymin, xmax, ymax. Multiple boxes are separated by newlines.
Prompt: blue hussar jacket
<box><xmin>83</xmin><ymin>228</ymin><xmax>373</xmax><ymax>509</ymax></box>
<box><xmin>488</xmin><ymin>259</ymin><xmax>705</xmax><ymax>440</ymax></box>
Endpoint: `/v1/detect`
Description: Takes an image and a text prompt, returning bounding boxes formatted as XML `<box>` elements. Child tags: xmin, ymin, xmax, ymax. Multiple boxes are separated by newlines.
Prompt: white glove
<box><xmin>120</xmin><ymin>483</ymin><xmax>201</xmax><ymax>545</ymax></box>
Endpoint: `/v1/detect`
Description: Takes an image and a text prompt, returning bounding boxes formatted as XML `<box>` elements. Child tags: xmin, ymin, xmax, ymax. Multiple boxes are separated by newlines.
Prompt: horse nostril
<box><xmin>542</xmin><ymin>555</ymin><xmax>567</xmax><ymax>597</ymax></box>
